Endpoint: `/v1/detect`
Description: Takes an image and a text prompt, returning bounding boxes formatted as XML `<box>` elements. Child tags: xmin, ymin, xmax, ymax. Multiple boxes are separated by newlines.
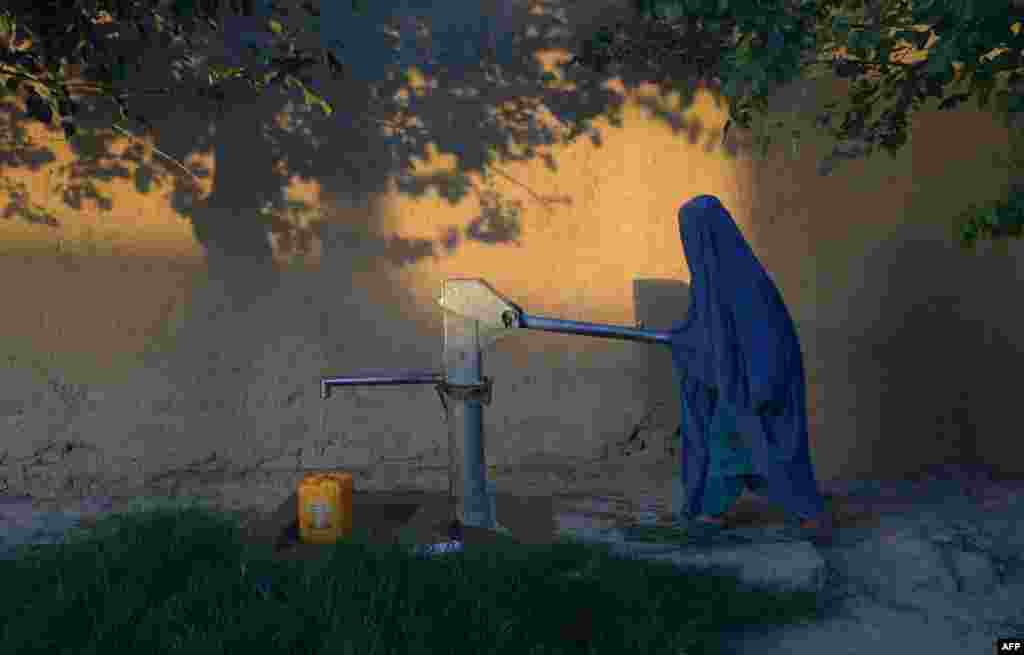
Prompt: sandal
<box><xmin>797</xmin><ymin>515</ymin><xmax>835</xmax><ymax>547</ymax></box>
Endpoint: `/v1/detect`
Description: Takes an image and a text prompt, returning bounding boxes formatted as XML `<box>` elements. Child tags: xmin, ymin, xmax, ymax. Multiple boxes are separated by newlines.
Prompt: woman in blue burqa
<box><xmin>670</xmin><ymin>195</ymin><xmax>832</xmax><ymax>543</ymax></box>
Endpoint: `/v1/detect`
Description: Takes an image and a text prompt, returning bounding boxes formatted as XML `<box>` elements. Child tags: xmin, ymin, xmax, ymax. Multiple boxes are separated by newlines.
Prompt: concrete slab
<box><xmin>601</xmin><ymin>538</ymin><xmax>828</xmax><ymax>594</ymax></box>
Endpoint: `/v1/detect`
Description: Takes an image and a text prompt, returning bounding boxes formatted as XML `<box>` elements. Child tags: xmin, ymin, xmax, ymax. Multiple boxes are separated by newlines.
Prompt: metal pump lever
<box><xmin>505</xmin><ymin>311</ymin><xmax>672</xmax><ymax>345</ymax></box>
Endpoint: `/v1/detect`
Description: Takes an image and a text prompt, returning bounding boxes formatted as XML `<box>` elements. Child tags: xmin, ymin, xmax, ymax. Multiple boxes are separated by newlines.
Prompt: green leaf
<box><xmin>260</xmin><ymin>70</ymin><xmax>280</xmax><ymax>87</ymax></box>
<box><xmin>209</xmin><ymin>65</ymin><xmax>246</xmax><ymax>84</ymax></box>
<box><xmin>924</xmin><ymin>37</ymin><xmax>956</xmax><ymax>76</ymax></box>
<box><xmin>847</xmin><ymin>29</ymin><xmax>862</xmax><ymax>51</ymax></box>
<box><xmin>285</xmin><ymin>75</ymin><xmax>333</xmax><ymax>117</ymax></box>
<box><xmin>859</xmin><ymin>29</ymin><xmax>880</xmax><ymax>52</ymax></box>
<box><xmin>973</xmin><ymin>77</ymin><xmax>996</xmax><ymax>108</ymax></box>
<box><xmin>831</xmin><ymin>15</ymin><xmax>850</xmax><ymax>37</ymax></box>
<box><xmin>0</xmin><ymin>13</ymin><xmax>15</xmax><ymax>42</ymax></box>
<box><xmin>877</xmin><ymin>38</ymin><xmax>891</xmax><ymax>64</ymax></box>
<box><xmin>268</xmin><ymin>19</ymin><xmax>283</xmax><ymax>35</ymax></box>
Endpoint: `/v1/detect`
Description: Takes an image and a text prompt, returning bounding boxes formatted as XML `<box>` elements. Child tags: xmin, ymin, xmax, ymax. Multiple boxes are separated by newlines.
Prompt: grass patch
<box><xmin>0</xmin><ymin>501</ymin><xmax>830</xmax><ymax>655</ymax></box>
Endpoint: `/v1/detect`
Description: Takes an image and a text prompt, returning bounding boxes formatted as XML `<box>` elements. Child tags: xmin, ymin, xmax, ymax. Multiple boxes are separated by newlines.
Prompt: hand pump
<box><xmin>320</xmin><ymin>279</ymin><xmax>673</xmax><ymax>536</ymax></box>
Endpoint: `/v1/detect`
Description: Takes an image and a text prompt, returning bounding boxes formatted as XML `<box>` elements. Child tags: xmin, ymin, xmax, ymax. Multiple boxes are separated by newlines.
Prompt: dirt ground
<box><xmin>196</xmin><ymin>483</ymin><xmax>881</xmax><ymax>566</ymax></box>
<box><xmin>21</xmin><ymin>448</ymin><xmax>892</xmax><ymax>566</ymax></box>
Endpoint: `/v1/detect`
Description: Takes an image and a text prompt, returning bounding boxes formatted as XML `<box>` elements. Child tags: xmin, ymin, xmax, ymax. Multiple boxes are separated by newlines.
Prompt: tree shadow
<box><xmin>633</xmin><ymin>93</ymin><xmax>740</xmax><ymax>158</ymax></box>
<box><xmin>0</xmin><ymin>0</ymin><xmax>732</xmax><ymax>299</ymax></box>
<box><xmin>0</xmin><ymin>95</ymin><xmax>61</xmax><ymax>227</ymax></box>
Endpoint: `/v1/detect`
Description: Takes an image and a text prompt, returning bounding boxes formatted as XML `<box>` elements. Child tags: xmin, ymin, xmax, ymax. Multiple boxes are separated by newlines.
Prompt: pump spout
<box><xmin>320</xmin><ymin>370</ymin><xmax>444</xmax><ymax>399</ymax></box>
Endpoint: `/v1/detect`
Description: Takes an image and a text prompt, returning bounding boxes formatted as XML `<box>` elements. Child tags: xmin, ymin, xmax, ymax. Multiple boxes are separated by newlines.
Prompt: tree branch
<box><xmin>110</xmin><ymin>123</ymin><xmax>204</xmax><ymax>188</ymax></box>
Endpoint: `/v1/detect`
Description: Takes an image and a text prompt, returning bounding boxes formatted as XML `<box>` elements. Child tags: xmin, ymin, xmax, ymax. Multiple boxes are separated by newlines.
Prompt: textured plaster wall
<box><xmin>0</xmin><ymin>0</ymin><xmax>1020</xmax><ymax>514</ymax></box>
<box><xmin>751</xmin><ymin>78</ymin><xmax>1024</xmax><ymax>481</ymax></box>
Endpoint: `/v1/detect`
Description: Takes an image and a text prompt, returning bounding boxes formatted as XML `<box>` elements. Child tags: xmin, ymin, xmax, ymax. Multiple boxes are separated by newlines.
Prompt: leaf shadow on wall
<box><xmin>0</xmin><ymin>0</ymin><xmax>763</xmax><ymax>430</ymax></box>
<box><xmin>0</xmin><ymin>1</ymin><xmax>746</xmax><ymax>294</ymax></box>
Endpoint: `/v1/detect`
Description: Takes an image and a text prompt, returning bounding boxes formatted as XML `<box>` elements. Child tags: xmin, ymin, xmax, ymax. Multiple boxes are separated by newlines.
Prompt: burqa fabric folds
<box><xmin>670</xmin><ymin>195</ymin><xmax>825</xmax><ymax>521</ymax></box>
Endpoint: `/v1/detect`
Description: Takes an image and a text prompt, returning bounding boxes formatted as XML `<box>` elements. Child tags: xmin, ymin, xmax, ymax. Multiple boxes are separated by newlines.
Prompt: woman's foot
<box><xmin>798</xmin><ymin>514</ymin><xmax>834</xmax><ymax>546</ymax></box>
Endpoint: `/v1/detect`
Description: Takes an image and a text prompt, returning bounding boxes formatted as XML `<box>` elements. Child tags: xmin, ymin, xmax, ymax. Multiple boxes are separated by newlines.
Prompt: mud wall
<box><xmin>0</xmin><ymin>0</ymin><xmax>1019</xmax><ymax>512</ymax></box>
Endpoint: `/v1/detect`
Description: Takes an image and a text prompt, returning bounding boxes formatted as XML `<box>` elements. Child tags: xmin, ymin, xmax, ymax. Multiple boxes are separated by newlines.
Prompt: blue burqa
<box><xmin>670</xmin><ymin>195</ymin><xmax>825</xmax><ymax>521</ymax></box>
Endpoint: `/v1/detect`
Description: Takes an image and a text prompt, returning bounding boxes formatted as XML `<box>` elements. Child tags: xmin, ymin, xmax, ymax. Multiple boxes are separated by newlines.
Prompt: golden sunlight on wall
<box><xmin>1</xmin><ymin>50</ymin><xmax>1019</xmax><ymax>490</ymax></box>
<box><xmin>0</xmin><ymin>113</ymin><xmax>209</xmax><ymax>383</ymax></box>
<box><xmin>384</xmin><ymin>79</ymin><xmax>752</xmax><ymax>325</ymax></box>
<box><xmin>0</xmin><ymin>79</ymin><xmax>748</xmax><ymax>348</ymax></box>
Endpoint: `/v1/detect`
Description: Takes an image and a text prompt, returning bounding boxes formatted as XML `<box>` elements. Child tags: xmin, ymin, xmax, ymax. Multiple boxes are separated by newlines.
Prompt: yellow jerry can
<box><xmin>297</xmin><ymin>472</ymin><xmax>353</xmax><ymax>545</ymax></box>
